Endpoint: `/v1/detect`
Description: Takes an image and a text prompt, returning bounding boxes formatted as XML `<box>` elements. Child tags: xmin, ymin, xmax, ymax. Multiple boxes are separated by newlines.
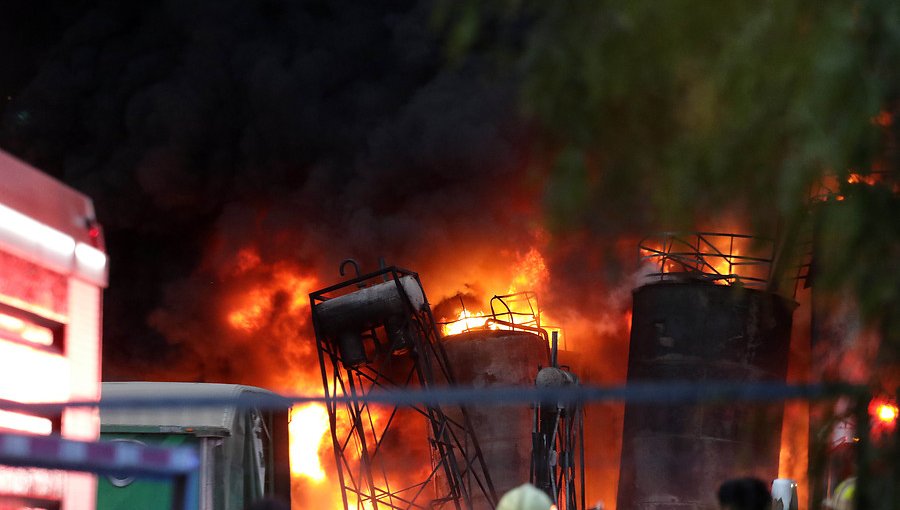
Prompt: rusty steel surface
<box><xmin>617</xmin><ymin>282</ymin><xmax>795</xmax><ymax>510</ymax></box>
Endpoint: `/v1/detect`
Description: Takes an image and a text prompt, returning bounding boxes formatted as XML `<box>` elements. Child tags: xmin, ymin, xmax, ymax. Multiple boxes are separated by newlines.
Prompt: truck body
<box><xmin>0</xmin><ymin>149</ymin><xmax>107</xmax><ymax>510</ymax></box>
<box><xmin>96</xmin><ymin>382</ymin><xmax>291</xmax><ymax>510</ymax></box>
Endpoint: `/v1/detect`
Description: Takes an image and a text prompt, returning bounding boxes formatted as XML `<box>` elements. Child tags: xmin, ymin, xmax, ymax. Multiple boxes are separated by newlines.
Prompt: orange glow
<box><xmin>227</xmin><ymin>290</ymin><xmax>268</xmax><ymax>331</ymax></box>
<box><xmin>873</xmin><ymin>110</ymin><xmax>893</xmax><ymax>127</ymax></box>
<box><xmin>847</xmin><ymin>172</ymin><xmax>880</xmax><ymax>185</ymax></box>
<box><xmin>233</xmin><ymin>247</ymin><xmax>262</xmax><ymax>275</ymax></box>
<box><xmin>439</xmin><ymin>247</ymin><xmax>564</xmax><ymax>346</ymax></box>
<box><xmin>226</xmin><ymin>264</ymin><xmax>318</xmax><ymax>333</ymax></box>
<box><xmin>441</xmin><ymin>309</ymin><xmax>498</xmax><ymax>336</ymax></box>
<box><xmin>220</xmin><ymin>254</ymin><xmax>345</xmax><ymax>503</ymax></box>
<box><xmin>868</xmin><ymin>398</ymin><xmax>898</xmax><ymax>440</ymax></box>
<box><xmin>509</xmin><ymin>247</ymin><xmax>549</xmax><ymax>292</ymax></box>
<box><xmin>221</xmin><ymin>256</ymin><xmax>398</xmax><ymax>509</ymax></box>
<box><xmin>876</xmin><ymin>403</ymin><xmax>898</xmax><ymax>424</ymax></box>
<box><xmin>710</xmin><ymin>250</ymin><xmax>738</xmax><ymax>279</ymax></box>
<box><xmin>289</xmin><ymin>403</ymin><xmax>330</xmax><ymax>482</ymax></box>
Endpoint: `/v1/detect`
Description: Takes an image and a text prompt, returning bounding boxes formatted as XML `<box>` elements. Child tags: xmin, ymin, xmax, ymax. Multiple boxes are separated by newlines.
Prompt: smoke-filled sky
<box><xmin>7</xmin><ymin>5</ymin><xmax>865</xmax><ymax>507</ymax></box>
<box><xmin>1</xmin><ymin>0</ymin><xmax>636</xmax><ymax>385</ymax></box>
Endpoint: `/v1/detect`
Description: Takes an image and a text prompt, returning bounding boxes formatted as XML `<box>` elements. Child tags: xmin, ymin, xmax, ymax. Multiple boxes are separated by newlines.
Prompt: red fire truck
<box><xmin>0</xmin><ymin>150</ymin><xmax>107</xmax><ymax>510</ymax></box>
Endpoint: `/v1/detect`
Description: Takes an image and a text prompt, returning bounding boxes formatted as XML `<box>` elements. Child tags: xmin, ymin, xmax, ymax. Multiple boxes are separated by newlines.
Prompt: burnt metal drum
<box><xmin>617</xmin><ymin>282</ymin><xmax>795</xmax><ymax>510</ymax></box>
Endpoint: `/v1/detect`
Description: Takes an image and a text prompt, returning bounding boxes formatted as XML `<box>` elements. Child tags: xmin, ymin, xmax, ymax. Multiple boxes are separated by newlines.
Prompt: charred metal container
<box><xmin>442</xmin><ymin>330</ymin><xmax>549</xmax><ymax>509</ymax></box>
<box><xmin>617</xmin><ymin>282</ymin><xmax>794</xmax><ymax>510</ymax></box>
<box><xmin>314</xmin><ymin>275</ymin><xmax>425</xmax><ymax>366</ymax></box>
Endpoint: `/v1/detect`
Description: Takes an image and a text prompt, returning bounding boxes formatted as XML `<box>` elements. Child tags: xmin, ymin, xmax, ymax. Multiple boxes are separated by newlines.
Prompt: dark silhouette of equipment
<box><xmin>531</xmin><ymin>331</ymin><xmax>584</xmax><ymax>510</ymax></box>
<box><xmin>309</xmin><ymin>263</ymin><xmax>496</xmax><ymax>510</ymax></box>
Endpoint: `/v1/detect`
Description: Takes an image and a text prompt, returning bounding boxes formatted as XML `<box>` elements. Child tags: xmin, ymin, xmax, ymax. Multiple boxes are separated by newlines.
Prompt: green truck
<box><xmin>96</xmin><ymin>382</ymin><xmax>291</xmax><ymax>510</ymax></box>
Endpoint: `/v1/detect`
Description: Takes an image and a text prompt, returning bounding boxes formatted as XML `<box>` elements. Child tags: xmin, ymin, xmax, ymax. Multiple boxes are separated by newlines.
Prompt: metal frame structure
<box><xmin>309</xmin><ymin>265</ymin><xmax>496</xmax><ymax>510</ymax></box>
<box><xmin>532</xmin><ymin>400</ymin><xmax>583</xmax><ymax>510</ymax></box>
<box><xmin>437</xmin><ymin>291</ymin><xmax>584</xmax><ymax>509</ymax></box>
<box><xmin>438</xmin><ymin>291</ymin><xmax>567</xmax><ymax>352</ymax></box>
<box><xmin>639</xmin><ymin>232</ymin><xmax>775</xmax><ymax>289</ymax></box>
<box><xmin>530</xmin><ymin>333</ymin><xmax>584</xmax><ymax>510</ymax></box>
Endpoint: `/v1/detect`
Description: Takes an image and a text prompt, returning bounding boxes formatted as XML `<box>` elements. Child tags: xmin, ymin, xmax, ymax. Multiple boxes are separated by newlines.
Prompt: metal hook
<box><xmin>340</xmin><ymin>258</ymin><xmax>366</xmax><ymax>288</ymax></box>
<box><xmin>339</xmin><ymin>258</ymin><xmax>361</xmax><ymax>278</ymax></box>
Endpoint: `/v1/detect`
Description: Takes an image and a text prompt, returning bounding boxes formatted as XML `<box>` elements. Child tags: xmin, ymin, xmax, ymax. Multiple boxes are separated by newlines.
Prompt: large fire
<box><xmin>222</xmin><ymin>248</ymin><xmax>409</xmax><ymax>510</ymax></box>
<box><xmin>439</xmin><ymin>247</ymin><xmax>564</xmax><ymax>344</ymax></box>
<box><xmin>221</xmin><ymin>248</ymin><xmax>342</xmax><ymax>505</ymax></box>
<box><xmin>226</xmin><ymin>249</ymin><xmax>318</xmax><ymax>333</ymax></box>
<box><xmin>289</xmin><ymin>403</ymin><xmax>330</xmax><ymax>482</ymax></box>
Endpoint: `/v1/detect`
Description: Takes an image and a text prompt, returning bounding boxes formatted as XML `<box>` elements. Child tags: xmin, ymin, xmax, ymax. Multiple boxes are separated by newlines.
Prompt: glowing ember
<box><xmin>876</xmin><ymin>403</ymin><xmax>898</xmax><ymax>424</ymax></box>
<box><xmin>289</xmin><ymin>403</ymin><xmax>330</xmax><ymax>482</ymax></box>
<box><xmin>868</xmin><ymin>397</ymin><xmax>898</xmax><ymax>440</ymax></box>
<box><xmin>873</xmin><ymin>110</ymin><xmax>893</xmax><ymax>127</ymax></box>
<box><xmin>846</xmin><ymin>172</ymin><xmax>881</xmax><ymax>186</ymax></box>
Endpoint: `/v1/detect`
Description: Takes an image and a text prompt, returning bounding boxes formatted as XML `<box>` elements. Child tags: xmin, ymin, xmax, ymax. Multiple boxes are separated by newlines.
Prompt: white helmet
<box><xmin>496</xmin><ymin>484</ymin><xmax>553</xmax><ymax>510</ymax></box>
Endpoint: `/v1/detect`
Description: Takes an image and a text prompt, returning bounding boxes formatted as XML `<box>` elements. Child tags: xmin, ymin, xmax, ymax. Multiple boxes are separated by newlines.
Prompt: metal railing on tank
<box><xmin>639</xmin><ymin>232</ymin><xmax>775</xmax><ymax>289</ymax></box>
<box><xmin>438</xmin><ymin>291</ymin><xmax>566</xmax><ymax>350</ymax></box>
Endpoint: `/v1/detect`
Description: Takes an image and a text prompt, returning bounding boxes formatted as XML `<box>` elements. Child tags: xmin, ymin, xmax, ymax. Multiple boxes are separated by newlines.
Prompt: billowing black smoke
<box><xmin>1</xmin><ymin>0</ymin><xmax>541</xmax><ymax>380</ymax></box>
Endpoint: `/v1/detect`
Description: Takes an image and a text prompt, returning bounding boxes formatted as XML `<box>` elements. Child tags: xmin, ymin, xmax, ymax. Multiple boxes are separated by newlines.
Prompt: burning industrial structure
<box><xmin>305</xmin><ymin>262</ymin><xmax>584</xmax><ymax>510</ymax></box>
<box><xmin>617</xmin><ymin>233</ymin><xmax>795</xmax><ymax>509</ymax></box>
<box><xmin>2</xmin><ymin>3</ymin><xmax>897</xmax><ymax>509</ymax></box>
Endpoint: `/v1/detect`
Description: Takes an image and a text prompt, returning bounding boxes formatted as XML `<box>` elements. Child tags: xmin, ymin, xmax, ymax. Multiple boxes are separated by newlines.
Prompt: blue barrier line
<box><xmin>0</xmin><ymin>381</ymin><xmax>864</xmax><ymax>414</ymax></box>
<box><xmin>0</xmin><ymin>433</ymin><xmax>200</xmax><ymax>478</ymax></box>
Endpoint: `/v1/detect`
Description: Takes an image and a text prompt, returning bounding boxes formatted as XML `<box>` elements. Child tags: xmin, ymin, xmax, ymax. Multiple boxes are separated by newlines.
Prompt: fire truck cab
<box><xmin>0</xmin><ymin>149</ymin><xmax>108</xmax><ymax>509</ymax></box>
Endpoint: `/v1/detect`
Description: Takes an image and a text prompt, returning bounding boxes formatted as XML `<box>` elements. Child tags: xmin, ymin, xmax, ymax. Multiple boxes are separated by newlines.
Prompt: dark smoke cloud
<box><xmin>1</xmin><ymin>5</ymin><xmax>651</xmax><ymax>507</ymax></box>
<box><xmin>1</xmin><ymin>0</ymin><xmax>537</xmax><ymax>381</ymax></box>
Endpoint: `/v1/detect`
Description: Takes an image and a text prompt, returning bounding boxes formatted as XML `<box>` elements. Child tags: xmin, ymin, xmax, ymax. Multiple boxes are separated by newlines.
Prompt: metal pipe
<box><xmin>551</xmin><ymin>331</ymin><xmax>558</xmax><ymax>368</ymax></box>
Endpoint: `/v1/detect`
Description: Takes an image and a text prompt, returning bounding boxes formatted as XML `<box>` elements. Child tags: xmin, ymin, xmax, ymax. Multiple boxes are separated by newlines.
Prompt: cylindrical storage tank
<box><xmin>315</xmin><ymin>276</ymin><xmax>425</xmax><ymax>328</ymax></box>
<box><xmin>442</xmin><ymin>330</ymin><xmax>550</xmax><ymax>510</ymax></box>
<box><xmin>314</xmin><ymin>276</ymin><xmax>425</xmax><ymax>366</ymax></box>
<box><xmin>617</xmin><ymin>282</ymin><xmax>795</xmax><ymax>510</ymax></box>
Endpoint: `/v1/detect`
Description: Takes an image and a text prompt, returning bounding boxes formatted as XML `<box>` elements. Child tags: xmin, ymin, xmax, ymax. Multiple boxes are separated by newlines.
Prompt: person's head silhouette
<box><xmin>717</xmin><ymin>478</ymin><xmax>771</xmax><ymax>510</ymax></box>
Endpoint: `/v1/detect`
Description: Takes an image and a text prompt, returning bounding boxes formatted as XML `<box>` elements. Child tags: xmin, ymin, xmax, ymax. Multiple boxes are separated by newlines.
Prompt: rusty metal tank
<box><xmin>616</xmin><ymin>282</ymin><xmax>795</xmax><ymax>510</ymax></box>
<box><xmin>442</xmin><ymin>330</ymin><xmax>550</xmax><ymax>509</ymax></box>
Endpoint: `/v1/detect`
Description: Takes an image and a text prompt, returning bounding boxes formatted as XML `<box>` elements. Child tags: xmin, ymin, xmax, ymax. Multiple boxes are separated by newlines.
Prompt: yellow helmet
<box><xmin>826</xmin><ymin>477</ymin><xmax>855</xmax><ymax>510</ymax></box>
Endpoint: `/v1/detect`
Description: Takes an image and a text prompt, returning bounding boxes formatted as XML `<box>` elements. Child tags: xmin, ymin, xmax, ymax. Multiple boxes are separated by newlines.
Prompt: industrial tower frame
<box><xmin>309</xmin><ymin>265</ymin><xmax>497</xmax><ymax>510</ymax></box>
<box><xmin>530</xmin><ymin>331</ymin><xmax>585</xmax><ymax>510</ymax></box>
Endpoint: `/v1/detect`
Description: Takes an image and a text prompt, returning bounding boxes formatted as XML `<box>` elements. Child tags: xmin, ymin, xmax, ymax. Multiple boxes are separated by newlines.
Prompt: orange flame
<box><xmin>439</xmin><ymin>247</ymin><xmax>566</xmax><ymax>347</ymax></box>
<box><xmin>441</xmin><ymin>309</ymin><xmax>499</xmax><ymax>336</ymax></box>
<box><xmin>221</xmin><ymin>250</ymin><xmax>413</xmax><ymax>510</ymax></box>
<box><xmin>846</xmin><ymin>172</ymin><xmax>881</xmax><ymax>186</ymax></box>
<box><xmin>221</xmin><ymin>251</ymin><xmax>339</xmax><ymax>501</ymax></box>
<box><xmin>226</xmin><ymin>265</ymin><xmax>317</xmax><ymax>332</ymax></box>
<box><xmin>509</xmin><ymin>247</ymin><xmax>549</xmax><ymax>293</ymax></box>
<box><xmin>289</xmin><ymin>404</ymin><xmax>330</xmax><ymax>482</ymax></box>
